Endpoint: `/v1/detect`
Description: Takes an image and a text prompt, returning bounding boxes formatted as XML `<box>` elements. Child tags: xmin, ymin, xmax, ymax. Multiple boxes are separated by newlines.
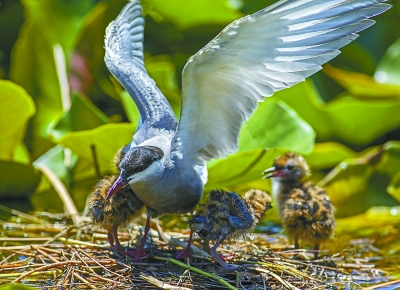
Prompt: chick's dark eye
<box><xmin>287</xmin><ymin>165</ymin><xmax>294</xmax><ymax>171</ymax></box>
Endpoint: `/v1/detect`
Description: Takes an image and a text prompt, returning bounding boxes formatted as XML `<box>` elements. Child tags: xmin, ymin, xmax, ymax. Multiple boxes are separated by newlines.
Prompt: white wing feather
<box><xmin>177</xmin><ymin>0</ymin><xmax>390</xmax><ymax>160</ymax></box>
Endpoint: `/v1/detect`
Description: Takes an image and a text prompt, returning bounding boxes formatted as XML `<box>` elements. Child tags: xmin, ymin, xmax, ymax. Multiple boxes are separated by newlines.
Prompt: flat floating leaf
<box><xmin>324</xmin><ymin>64</ymin><xmax>400</xmax><ymax>98</ymax></box>
<box><xmin>0</xmin><ymin>160</ymin><xmax>41</xmax><ymax>198</ymax></box>
<box><xmin>277</xmin><ymin>80</ymin><xmax>400</xmax><ymax>144</ymax></box>
<box><xmin>206</xmin><ymin>148</ymin><xmax>281</xmax><ymax>190</ymax></box>
<box><xmin>49</xmin><ymin>92</ymin><xmax>110</xmax><ymax>141</ymax></box>
<box><xmin>239</xmin><ymin>98</ymin><xmax>315</xmax><ymax>154</ymax></box>
<box><xmin>143</xmin><ymin>0</ymin><xmax>242</xmax><ymax>29</ymax></box>
<box><xmin>56</xmin><ymin>123</ymin><xmax>136</xmax><ymax>175</ymax></box>
<box><xmin>305</xmin><ymin>142</ymin><xmax>356</xmax><ymax>170</ymax></box>
<box><xmin>387</xmin><ymin>171</ymin><xmax>400</xmax><ymax>203</ymax></box>
<box><xmin>10</xmin><ymin>0</ymin><xmax>96</xmax><ymax>158</ymax></box>
<box><xmin>375</xmin><ymin>37</ymin><xmax>400</xmax><ymax>86</ymax></box>
<box><xmin>0</xmin><ymin>80</ymin><xmax>35</xmax><ymax>161</ymax></box>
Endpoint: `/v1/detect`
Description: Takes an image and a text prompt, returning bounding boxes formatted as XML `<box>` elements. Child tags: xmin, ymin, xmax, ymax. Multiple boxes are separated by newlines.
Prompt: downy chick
<box><xmin>85</xmin><ymin>147</ymin><xmax>144</xmax><ymax>248</ymax></box>
<box><xmin>263</xmin><ymin>152</ymin><xmax>335</xmax><ymax>258</ymax></box>
<box><xmin>190</xmin><ymin>189</ymin><xmax>272</xmax><ymax>269</ymax></box>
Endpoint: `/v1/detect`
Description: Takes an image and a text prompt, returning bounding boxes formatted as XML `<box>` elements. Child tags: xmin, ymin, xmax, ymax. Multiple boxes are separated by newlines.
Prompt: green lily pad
<box><xmin>55</xmin><ymin>123</ymin><xmax>136</xmax><ymax>175</ymax></box>
<box><xmin>121</xmin><ymin>91</ymin><xmax>141</xmax><ymax>124</ymax></box>
<box><xmin>10</xmin><ymin>0</ymin><xmax>96</xmax><ymax>159</ymax></box>
<box><xmin>324</xmin><ymin>64</ymin><xmax>400</xmax><ymax>99</ymax></box>
<box><xmin>206</xmin><ymin>148</ymin><xmax>281</xmax><ymax>190</ymax></box>
<box><xmin>239</xmin><ymin>98</ymin><xmax>315</xmax><ymax>154</ymax></box>
<box><xmin>277</xmin><ymin>80</ymin><xmax>400</xmax><ymax>144</ymax></box>
<box><xmin>0</xmin><ymin>80</ymin><xmax>35</xmax><ymax>161</ymax></box>
<box><xmin>143</xmin><ymin>0</ymin><xmax>242</xmax><ymax>29</ymax></box>
<box><xmin>305</xmin><ymin>142</ymin><xmax>357</xmax><ymax>170</ymax></box>
<box><xmin>49</xmin><ymin>91</ymin><xmax>110</xmax><ymax>141</ymax></box>
<box><xmin>375</xmin><ymin>37</ymin><xmax>400</xmax><ymax>86</ymax></box>
<box><xmin>0</xmin><ymin>160</ymin><xmax>41</xmax><ymax>198</ymax></box>
<box><xmin>387</xmin><ymin>171</ymin><xmax>400</xmax><ymax>203</ymax></box>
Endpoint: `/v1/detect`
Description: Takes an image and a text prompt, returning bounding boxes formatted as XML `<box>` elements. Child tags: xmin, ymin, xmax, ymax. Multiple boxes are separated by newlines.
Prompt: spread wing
<box><xmin>177</xmin><ymin>0</ymin><xmax>390</xmax><ymax>160</ymax></box>
<box><xmin>105</xmin><ymin>0</ymin><xmax>177</xmax><ymax>138</ymax></box>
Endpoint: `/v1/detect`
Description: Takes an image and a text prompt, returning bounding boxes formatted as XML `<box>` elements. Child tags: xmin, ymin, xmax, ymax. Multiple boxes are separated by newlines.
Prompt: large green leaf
<box><xmin>206</xmin><ymin>148</ymin><xmax>281</xmax><ymax>190</ymax></box>
<box><xmin>55</xmin><ymin>123</ymin><xmax>136</xmax><ymax>175</ymax></box>
<box><xmin>0</xmin><ymin>80</ymin><xmax>35</xmax><ymax>161</ymax></box>
<box><xmin>304</xmin><ymin>142</ymin><xmax>357</xmax><ymax>170</ymax></box>
<box><xmin>320</xmin><ymin>144</ymin><xmax>400</xmax><ymax>218</ymax></box>
<box><xmin>239</xmin><ymin>98</ymin><xmax>315</xmax><ymax>154</ymax></box>
<box><xmin>49</xmin><ymin>92</ymin><xmax>110</xmax><ymax>141</ymax></box>
<box><xmin>10</xmin><ymin>0</ymin><xmax>97</xmax><ymax>159</ymax></box>
<box><xmin>143</xmin><ymin>0</ymin><xmax>242</xmax><ymax>29</ymax></box>
<box><xmin>277</xmin><ymin>80</ymin><xmax>400</xmax><ymax>144</ymax></box>
<box><xmin>145</xmin><ymin>54</ymin><xmax>181</xmax><ymax>117</ymax></box>
<box><xmin>336</xmin><ymin>206</ymin><xmax>400</xmax><ymax>236</ymax></box>
<box><xmin>375</xmin><ymin>37</ymin><xmax>400</xmax><ymax>86</ymax></box>
<box><xmin>324</xmin><ymin>64</ymin><xmax>400</xmax><ymax>99</ymax></box>
<box><xmin>0</xmin><ymin>161</ymin><xmax>41</xmax><ymax>198</ymax></box>
<box><xmin>388</xmin><ymin>171</ymin><xmax>400</xmax><ymax>203</ymax></box>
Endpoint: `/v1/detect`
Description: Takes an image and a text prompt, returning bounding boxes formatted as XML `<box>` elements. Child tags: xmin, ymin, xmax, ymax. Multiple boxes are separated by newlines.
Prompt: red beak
<box><xmin>263</xmin><ymin>166</ymin><xmax>286</xmax><ymax>179</ymax></box>
<box><xmin>106</xmin><ymin>175</ymin><xmax>128</xmax><ymax>199</ymax></box>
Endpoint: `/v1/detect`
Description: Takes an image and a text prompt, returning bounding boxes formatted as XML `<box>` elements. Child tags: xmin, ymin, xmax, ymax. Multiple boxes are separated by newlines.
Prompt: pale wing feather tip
<box><xmin>178</xmin><ymin>0</ymin><xmax>390</xmax><ymax>160</ymax></box>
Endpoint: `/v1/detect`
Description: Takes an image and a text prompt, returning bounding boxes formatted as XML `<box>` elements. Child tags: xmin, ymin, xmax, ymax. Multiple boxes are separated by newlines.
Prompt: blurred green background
<box><xmin>0</xmin><ymin>0</ymin><xmax>399</xmax><ymax>240</ymax></box>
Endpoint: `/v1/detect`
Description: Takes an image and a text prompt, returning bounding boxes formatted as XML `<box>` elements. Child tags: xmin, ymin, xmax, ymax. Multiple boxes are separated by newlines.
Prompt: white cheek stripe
<box><xmin>127</xmin><ymin>161</ymin><xmax>163</xmax><ymax>183</ymax></box>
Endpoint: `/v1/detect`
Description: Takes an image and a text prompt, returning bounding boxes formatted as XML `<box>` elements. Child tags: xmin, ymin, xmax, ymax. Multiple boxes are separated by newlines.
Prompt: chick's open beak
<box><xmin>263</xmin><ymin>166</ymin><xmax>285</xmax><ymax>179</ymax></box>
<box><xmin>106</xmin><ymin>175</ymin><xmax>128</xmax><ymax>199</ymax></box>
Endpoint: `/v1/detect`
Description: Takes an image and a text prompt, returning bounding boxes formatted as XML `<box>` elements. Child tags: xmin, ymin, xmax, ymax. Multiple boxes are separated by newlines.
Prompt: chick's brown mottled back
<box><xmin>264</xmin><ymin>153</ymin><xmax>335</xmax><ymax>257</ymax></box>
<box><xmin>190</xmin><ymin>189</ymin><xmax>271</xmax><ymax>269</ymax></box>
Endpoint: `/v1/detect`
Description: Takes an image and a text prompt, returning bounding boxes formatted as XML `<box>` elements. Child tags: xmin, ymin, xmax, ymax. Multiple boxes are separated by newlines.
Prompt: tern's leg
<box><xmin>175</xmin><ymin>228</ymin><xmax>194</xmax><ymax>259</ymax></box>
<box><xmin>131</xmin><ymin>215</ymin><xmax>151</xmax><ymax>260</ymax></box>
<box><xmin>119</xmin><ymin>215</ymin><xmax>151</xmax><ymax>260</ymax></box>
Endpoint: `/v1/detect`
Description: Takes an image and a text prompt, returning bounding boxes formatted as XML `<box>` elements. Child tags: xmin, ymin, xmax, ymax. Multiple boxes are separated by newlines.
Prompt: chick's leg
<box><xmin>111</xmin><ymin>224</ymin><xmax>122</xmax><ymax>249</ymax></box>
<box><xmin>313</xmin><ymin>243</ymin><xmax>320</xmax><ymax>259</ymax></box>
<box><xmin>211</xmin><ymin>235</ymin><xmax>238</xmax><ymax>270</ymax></box>
<box><xmin>107</xmin><ymin>230</ymin><xmax>114</xmax><ymax>248</ymax></box>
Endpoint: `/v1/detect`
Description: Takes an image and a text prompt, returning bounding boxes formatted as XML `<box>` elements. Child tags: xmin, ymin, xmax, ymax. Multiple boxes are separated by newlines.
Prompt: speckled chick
<box><xmin>190</xmin><ymin>189</ymin><xmax>272</xmax><ymax>269</ymax></box>
<box><xmin>263</xmin><ymin>152</ymin><xmax>335</xmax><ymax>257</ymax></box>
<box><xmin>85</xmin><ymin>148</ymin><xmax>145</xmax><ymax>248</ymax></box>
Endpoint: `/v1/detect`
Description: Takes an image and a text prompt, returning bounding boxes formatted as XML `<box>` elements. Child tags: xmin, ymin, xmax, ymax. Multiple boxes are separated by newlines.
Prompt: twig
<box><xmin>73</xmin><ymin>272</ymin><xmax>96</xmax><ymax>289</ymax></box>
<box><xmin>0</xmin><ymin>204</ymin><xmax>50</xmax><ymax>225</ymax></box>
<box><xmin>11</xmin><ymin>260</ymin><xmax>116</xmax><ymax>283</ymax></box>
<box><xmin>364</xmin><ymin>279</ymin><xmax>400</xmax><ymax>290</ymax></box>
<box><xmin>140</xmin><ymin>272</ymin><xmax>193</xmax><ymax>289</ymax></box>
<box><xmin>253</xmin><ymin>267</ymin><xmax>301</xmax><ymax>290</ymax></box>
<box><xmin>153</xmin><ymin>256</ymin><xmax>237</xmax><ymax>290</ymax></box>
<box><xmin>78</xmin><ymin>249</ymin><xmax>125</xmax><ymax>279</ymax></box>
<box><xmin>31</xmin><ymin>245</ymin><xmax>60</xmax><ymax>263</ymax></box>
<box><xmin>0</xmin><ymin>270</ymin><xmax>63</xmax><ymax>279</ymax></box>
<box><xmin>0</xmin><ymin>237</ymin><xmax>52</xmax><ymax>242</ymax></box>
<box><xmin>35</xmin><ymin>164</ymin><xmax>81</xmax><ymax>226</ymax></box>
<box><xmin>57</xmin><ymin>237</ymin><xmax>107</xmax><ymax>248</ymax></box>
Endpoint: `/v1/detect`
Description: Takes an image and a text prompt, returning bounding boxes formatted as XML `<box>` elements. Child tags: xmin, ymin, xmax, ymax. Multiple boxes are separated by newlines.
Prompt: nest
<box><xmin>0</xmin><ymin>210</ymin><xmax>395</xmax><ymax>289</ymax></box>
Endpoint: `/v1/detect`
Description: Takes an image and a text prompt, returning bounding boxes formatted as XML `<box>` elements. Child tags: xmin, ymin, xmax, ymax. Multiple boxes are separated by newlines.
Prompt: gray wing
<box><xmin>105</xmin><ymin>0</ymin><xmax>177</xmax><ymax>138</ymax></box>
<box><xmin>177</xmin><ymin>0</ymin><xmax>390</xmax><ymax>161</ymax></box>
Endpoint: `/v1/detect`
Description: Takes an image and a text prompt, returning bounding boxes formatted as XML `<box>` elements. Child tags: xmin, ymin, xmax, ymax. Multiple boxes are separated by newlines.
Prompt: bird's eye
<box><xmin>287</xmin><ymin>165</ymin><xmax>294</xmax><ymax>171</ymax></box>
